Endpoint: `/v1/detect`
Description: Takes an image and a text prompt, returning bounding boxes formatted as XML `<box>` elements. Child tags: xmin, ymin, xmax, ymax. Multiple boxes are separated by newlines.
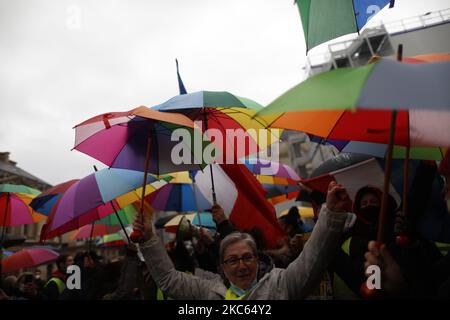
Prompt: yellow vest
<box><xmin>332</xmin><ymin>237</ymin><xmax>358</xmax><ymax>299</ymax></box>
<box><xmin>225</xmin><ymin>287</ymin><xmax>246</xmax><ymax>300</ymax></box>
<box><xmin>435</xmin><ymin>242</ymin><xmax>450</xmax><ymax>256</ymax></box>
<box><xmin>45</xmin><ymin>277</ymin><xmax>66</xmax><ymax>294</ymax></box>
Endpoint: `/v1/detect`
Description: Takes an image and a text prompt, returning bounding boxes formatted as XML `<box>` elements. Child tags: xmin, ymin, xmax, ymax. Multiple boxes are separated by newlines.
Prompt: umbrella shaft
<box><xmin>140</xmin><ymin>136</ymin><xmax>152</xmax><ymax>222</ymax></box>
<box><xmin>377</xmin><ymin>110</ymin><xmax>397</xmax><ymax>243</ymax></box>
<box><xmin>111</xmin><ymin>201</ymin><xmax>131</xmax><ymax>244</ymax></box>
<box><xmin>202</xmin><ymin>110</ymin><xmax>217</xmax><ymax>204</ymax></box>
<box><xmin>402</xmin><ymin>144</ymin><xmax>410</xmax><ymax>218</ymax></box>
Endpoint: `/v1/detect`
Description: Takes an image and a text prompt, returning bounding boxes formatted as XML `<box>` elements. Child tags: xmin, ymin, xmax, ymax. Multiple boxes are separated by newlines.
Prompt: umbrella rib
<box><xmin>218</xmin><ymin>108</ymin><xmax>270</xmax><ymax>128</ymax></box>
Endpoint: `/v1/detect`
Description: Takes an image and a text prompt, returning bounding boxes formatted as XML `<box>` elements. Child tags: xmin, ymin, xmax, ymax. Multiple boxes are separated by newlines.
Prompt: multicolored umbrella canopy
<box><xmin>153</xmin><ymin>91</ymin><xmax>281</xmax><ymax>161</ymax></box>
<box><xmin>256</xmin><ymin>175</ymin><xmax>300</xmax><ymax>199</ymax></box>
<box><xmin>258</xmin><ymin>59</ymin><xmax>450</xmax><ymax>148</ymax></box>
<box><xmin>241</xmin><ymin>157</ymin><xmax>301</xmax><ymax>180</ymax></box>
<box><xmin>1</xmin><ymin>247</ymin><xmax>59</xmax><ymax>273</ymax></box>
<box><xmin>96</xmin><ymin>233</ymin><xmax>126</xmax><ymax>247</ymax></box>
<box><xmin>73</xmin><ymin>106</ymin><xmax>207</xmax><ymax>175</ymax></box>
<box><xmin>296</xmin><ymin>0</ymin><xmax>392</xmax><ymax>50</ymax></box>
<box><xmin>279</xmin><ymin>206</ymin><xmax>315</xmax><ymax>219</ymax></box>
<box><xmin>96</xmin><ymin>204</ymin><xmax>137</xmax><ymax>225</ymax></box>
<box><xmin>0</xmin><ymin>184</ymin><xmax>41</xmax><ymax>196</ymax></box>
<box><xmin>164</xmin><ymin>212</ymin><xmax>216</xmax><ymax>233</ymax></box>
<box><xmin>146</xmin><ymin>182</ymin><xmax>211</xmax><ymax>213</ymax></box>
<box><xmin>32</xmin><ymin>168</ymin><xmax>170</xmax><ymax>240</ymax></box>
<box><xmin>146</xmin><ymin>165</ymin><xmax>295</xmax><ymax>212</ymax></box>
<box><xmin>70</xmin><ymin>224</ymin><xmax>121</xmax><ymax>240</ymax></box>
<box><xmin>299</xmin><ymin>53</ymin><xmax>450</xmax><ymax>160</ymax></box>
<box><xmin>308</xmin><ymin>135</ymin><xmax>447</xmax><ymax>161</ymax></box>
<box><xmin>239</xmin><ymin>158</ymin><xmax>300</xmax><ymax>199</ymax></box>
<box><xmin>0</xmin><ymin>184</ymin><xmax>46</xmax><ymax>227</ymax></box>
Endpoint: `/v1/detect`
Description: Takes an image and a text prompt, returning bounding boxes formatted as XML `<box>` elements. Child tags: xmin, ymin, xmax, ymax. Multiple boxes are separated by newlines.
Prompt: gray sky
<box><xmin>0</xmin><ymin>0</ymin><xmax>448</xmax><ymax>185</ymax></box>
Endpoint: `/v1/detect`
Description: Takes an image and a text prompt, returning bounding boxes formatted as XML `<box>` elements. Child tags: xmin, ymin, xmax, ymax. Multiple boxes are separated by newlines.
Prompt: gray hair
<box><xmin>219</xmin><ymin>232</ymin><xmax>258</xmax><ymax>263</ymax></box>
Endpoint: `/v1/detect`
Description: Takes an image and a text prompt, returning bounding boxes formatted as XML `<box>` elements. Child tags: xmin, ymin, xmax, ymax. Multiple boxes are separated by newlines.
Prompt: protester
<box><xmin>133</xmin><ymin>181</ymin><xmax>356</xmax><ymax>300</ymax></box>
<box><xmin>43</xmin><ymin>254</ymin><xmax>73</xmax><ymax>300</ymax></box>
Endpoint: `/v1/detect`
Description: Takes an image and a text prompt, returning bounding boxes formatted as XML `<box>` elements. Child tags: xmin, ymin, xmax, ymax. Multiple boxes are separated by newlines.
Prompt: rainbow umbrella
<box><xmin>73</xmin><ymin>105</ymin><xmax>208</xmax><ymax>243</ymax></box>
<box><xmin>1</xmin><ymin>247</ymin><xmax>59</xmax><ymax>273</ymax></box>
<box><xmin>258</xmin><ymin>56</ymin><xmax>450</xmax><ymax>243</ymax></box>
<box><xmin>31</xmin><ymin>168</ymin><xmax>169</xmax><ymax>240</ymax></box>
<box><xmin>163</xmin><ymin>212</ymin><xmax>216</xmax><ymax>233</ymax></box>
<box><xmin>309</xmin><ymin>135</ymin><xmax>447</xmax><ymax>161</ymax></box>
<box><xmin>96</xmin><ymin>204</ymin><xmax>137</xmax><ymax>225</ymax></box>
<box><xmin>1</xmin><ymin>185</ymin><xmax>46</xmax><ymax>248</ymax></box>
<box><xmin>153</xmin><ymin>91</ymin><xmax>281</xmax><ymax>202</ymax></box>
<box><xmin>73</xmin><ymin>106</ymin><xmax>206</xmax><ymax>175</ymax></box>
<box><xmin>70</xmin><ymin>224</ymin><xmax>121</xmax><ymax>240</ymax></box>
<box><xmin>153</xmin><ymin>91</ymin><xmax>280</xmax><ymax>160</ymax></box>
<box><xmin>256</xmin><ymin>175</ymin><xmax>300</xmax><ymax>199</ymax></box>
<box><xmin>258</xmin><ymin>58</ymin><xmax>450</xmax><ymax>148</ymax></box>
<box><xmin>145</xmin><ymin>182</ymin><xmax>211</xmax><ymax>213</ymax></box>
<box><xmin>96</xmin><ymin>234</ymin><xmax>126</xmax><ymax>247</ymax></box>
<box><xmin>301</xmin><ymin>54</ymin><xmax>450</xmax><ymax>160</ymax></box>
<box><xmin>279</xmin><ymin>206</ymin><xmax>315</xmax><ymax>219</ymax></box>
<box><xmin>240</xmin><ymin>157</ymin><xmax>301</xmax><ymax>199</ymax></box>
<box><xmin>241</xmin><ymin>157</ymin><xmax>300</xmax><ymax>180</ymax></box>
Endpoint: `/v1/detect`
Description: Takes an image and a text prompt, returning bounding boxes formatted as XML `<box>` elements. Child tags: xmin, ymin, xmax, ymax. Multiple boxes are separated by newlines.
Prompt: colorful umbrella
<box><xmin>70</xmin><ymin>224</ymin><xmax>121</xmax><ymax>240</ymax></box>
<box><xmin>310</xmin><ymin>136</ymin><xmax>446</xmax><ymax>161</ymax></box>
<box><xmin>153</xmin><ymin>91</ymin><xmax>280</xmax><ymax>159</ymax></box>
<box><xmin>0</xmin><ymin>184</ymin><xmax>41</xmax><ymax>196</ymax></box>
<box><xmin>1</xmin><ymin>247</ymin><xmax>59</xmax><ymax>273</ymax></box>
<box><xmin>32</xmin><ymin>168</ymin><xmax>169</xmax><ymax>240</ymax></box>
<box><xmin>164</xmin><ymin>212</ymin><xmax>216</xmax><ymax>233</ymax></box>
<box><xmin>154</xmin><ymin>91</ymin><xmax>281</xmax><ymax>202</ymax></box>
<box><xmin>301</xmin><ymin>54</ymin><xmax>450</xmax><ymax>160</ymax></box>
<box><xmin>258</xmin><ymin>59</ymin><xmax>450</xmax><ymax>147</ymax></box>
<box><xmin>238</xmin><ymin>158</ymin><xmax>300</xmax><ymax>199</ymax></box>
<box><xmin>279</xmin><ymin>206</ymin><xmax>315</xmax><ymax>219</ymax></box>
<box><xmin>241</xmin><ymin>157</ymin><xmax>301</xmax><ymax>180</ymax></box>
<box><xmin>0</xmin><ymin>185</ymin><xmax>46</xmax><ymax>249</ymax></box>
<box><xmin>96</xmin><ymin>204</ymin><xmax>137</xmax><ymax>225</ymax></box>
<box><xmin>145</xmin><ymin>182</ymin><xmax>211</xmax><ymax>213</ymax></box>
<box><xmin>96</xmin><ymin>234</ymin><xmax>126</xmax><ymax>247</ymax></box>
<box><xmin>258</xmin><ymin>56</ymin><xmax>450</xmax><ymax>244</ymax></box>
<box><xmin>73</xmin><ymin>106</ymin><xmax>206</xmax><ymax>175</ymax></box>
<box><xmin>296</xmin><ymin>0</ymin><xmax>392</xmax><ymax>51</ymax></box>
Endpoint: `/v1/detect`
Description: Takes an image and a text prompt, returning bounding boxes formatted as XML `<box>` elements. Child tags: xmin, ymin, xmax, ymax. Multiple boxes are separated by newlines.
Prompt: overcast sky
<box><xmin>1</xmin><ymin>0</ymin><xmax>448</xmax><ymax>185</ymax></box>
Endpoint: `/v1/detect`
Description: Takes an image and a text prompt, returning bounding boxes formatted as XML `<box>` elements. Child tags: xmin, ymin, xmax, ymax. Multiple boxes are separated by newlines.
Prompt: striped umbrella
<box><xmin>258</xmin><ymin>56</ymin><xmax>450</xmax><ymax>245</ymax></box>
<box><xmin>31</xmin><ymin>168</ymin><xmax>169</xmax><ymax>240</ymax></box>
<box><xmin>1</xmin><ymin>247</ymin><xmax>59</xmax><ymax>273</ymax></box>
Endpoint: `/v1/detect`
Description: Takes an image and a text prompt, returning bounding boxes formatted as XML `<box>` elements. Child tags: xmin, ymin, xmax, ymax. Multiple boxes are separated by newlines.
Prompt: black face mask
<box><xmin>359</xmin><ymin>206</ymin><xmax>380</xmax><ymax>223</ymax></box>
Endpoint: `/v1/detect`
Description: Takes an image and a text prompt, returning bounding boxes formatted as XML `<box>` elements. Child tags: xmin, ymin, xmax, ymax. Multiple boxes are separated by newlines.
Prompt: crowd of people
<box><xmin>1</xmin><ymin>157</ymin><xmax>449</xmax><ymax>300</ymax></box>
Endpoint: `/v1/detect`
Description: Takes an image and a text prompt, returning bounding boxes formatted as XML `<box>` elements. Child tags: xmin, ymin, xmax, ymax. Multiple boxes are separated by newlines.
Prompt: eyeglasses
<box><xmin>222</xmin><ymin>254</ymin><xmax>256</xmax><ymax>267</ymax></box>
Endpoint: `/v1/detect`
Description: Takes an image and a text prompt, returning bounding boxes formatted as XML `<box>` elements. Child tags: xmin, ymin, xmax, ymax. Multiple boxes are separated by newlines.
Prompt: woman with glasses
<box><xmin>133</xmin><ymin>181</ymin><xmax>356</xmax><ymax>300</ymax></box>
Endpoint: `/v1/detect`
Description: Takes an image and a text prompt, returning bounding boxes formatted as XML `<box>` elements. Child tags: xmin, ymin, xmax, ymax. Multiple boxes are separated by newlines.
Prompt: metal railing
<box><xmin>304</xmin><ymin>8</ymin><xmax>450</xmax><ymax>76</ymax></box>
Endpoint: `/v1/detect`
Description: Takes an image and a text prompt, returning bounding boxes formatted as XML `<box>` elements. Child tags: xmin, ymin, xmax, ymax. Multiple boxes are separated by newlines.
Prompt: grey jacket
<box><xmin>140</xmin><ymin>205</ymin><xmax>354</xmax><ymax>300</ymax></box>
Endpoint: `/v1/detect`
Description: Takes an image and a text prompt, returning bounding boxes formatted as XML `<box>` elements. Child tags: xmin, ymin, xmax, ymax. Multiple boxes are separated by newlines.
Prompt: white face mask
<box><xmin>183</xmin><ymin>241</ymin><xmax>194</xmax><ymax>256</ymax></box>
<box><xmin>35</xmin><ymin>275</ymin><xmax>41</xmax><ymax>279</ymax></box>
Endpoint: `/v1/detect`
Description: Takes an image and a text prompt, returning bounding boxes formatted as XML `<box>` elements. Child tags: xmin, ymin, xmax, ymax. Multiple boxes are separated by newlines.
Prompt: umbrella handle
<box><xmin>131</xmin><ymin>135</ymin><xmax>152</xmax><ymax>243</ymax></box>
<box><xmin>396</xmin><ymin>143</ymin><xmax>411</xmax><ymax>247</ymax></box>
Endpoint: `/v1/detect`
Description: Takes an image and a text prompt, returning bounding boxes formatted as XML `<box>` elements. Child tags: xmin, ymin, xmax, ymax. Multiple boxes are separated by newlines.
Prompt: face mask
<box><xmin>35</xmin><ymin>275</ymin><xmax>41</xmax><ymax>280</ymax></box>
<box><xmin>183</xmin><ymin>241</ymin><xmax>194</xmax><ymax>256</ymax></box>
<box><xmin>359</xmin><ymin>206</ymin><xmax>380</xmax><ymax>223</ymax></box>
